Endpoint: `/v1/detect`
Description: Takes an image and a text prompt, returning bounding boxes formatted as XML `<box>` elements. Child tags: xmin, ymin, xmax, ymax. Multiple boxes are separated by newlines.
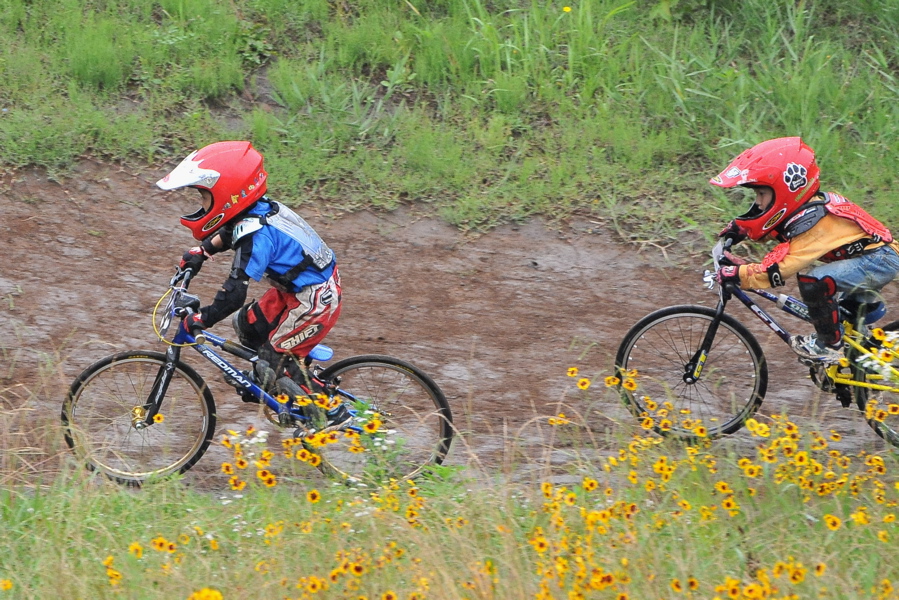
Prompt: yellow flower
<box><xmin>307</xmin><ymin>489</ymin><xmax>321</xmax><ymax>503</ymax></box>
<box><xmin>583</xmin><ymin>477</ymin><xmax>598</xmax><ymax>492</ymax></box>
<box><xmin>541</xmin><ymin>482</ymin><xmax>553</xmax><ymax>498</ymax></box>
<box><xmin>150</xmin><ymin>536</ymin><xmax>168</xmax><ymax>551</ymax></box>
<box><xmin>221</xmin><ymin>463</ymin><xmax>234</xmax><ymax>475</ymax></box>
<box><xmin>363</xmin><ymin>419</ymin><xmax>382</xmax><ymax>433</ymax></box>
<box><xmin>604</xmin><ymin>375</ymin><xmax>620</xmax><ymax>387</ymax></box>
<box><xmin>548</xmin><ymin>413</ymin><xmax>570</xmax><ymax>426</ymax></box>
<box><xmin>187</xmin><ymin>589</ymin><xmax>224</xmax><ymax>600</ymax></box>
<box><xmin>153</xmin><ymin>413</ymin><xmax>165</xmax><ymax>423</ymax></box>
<box><xmin>873</xmin><ymin>328</ymin><xmax>886</xmax><ymax>341</ymax></box>
<box><xmin>622</xmin><ymin>378</ymin><xmax>637</xmax><ymax>391</ymax></box>
<box><xmin>529</xmin><ymin>535</ymin><xmax>549</xmax><ymax>553</ymax></box>
<box><xmin>824</xmin><ymin>514</ymin><xmax>842</xmax><ymax>530</ymax></box>
<box><xmin>0</xmin><ymin>580</ymin><xmax>12</xmax><ymax>591</ymax></box>
<box><xmin>577</xmin><ymin>378</ymin><xmax>591</xmax><ymax>390</ymax></box>
<box><xmin>275</xmin><ymin>393</ymin><xmax>289</xmax><ymax>404</ymax></box>
<box><xmin>128</xmin><ymin>542</ymin><xmax>143</xmax><ymax>558</ymax></box>
<box><xmin>563</xmin><ymin>5</ymin><xmax>572</xmax><ymax>12</ymax></box>
<box><xmin>878</xmin><ymin>530</ymin><xmax>889</xmax><ymax>542</ymax></box>
<box><xmin>567</xmin><ymin>367</ymin><xmax>579</xmax><ymax>377</ymax></box>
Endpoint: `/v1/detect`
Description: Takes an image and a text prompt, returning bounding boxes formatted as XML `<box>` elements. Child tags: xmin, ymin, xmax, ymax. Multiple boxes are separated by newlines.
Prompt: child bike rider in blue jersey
<box><xmin>711</xmin><ymin>137</ymin><xmax>899</xmax><ymax>364</ymax></box>
<box><xmin>156</xmin><ymin>141</ymin><xmax>350</xmax><ymax>430</ymax></box>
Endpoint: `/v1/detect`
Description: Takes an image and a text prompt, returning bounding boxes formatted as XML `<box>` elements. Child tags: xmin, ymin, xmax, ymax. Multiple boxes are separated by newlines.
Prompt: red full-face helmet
<box><xmin>710</xmin><ymin>137</ymin><xmax>820</xmax><ymax>240</ymax></box>
<box><xmin>156</xmin><ymin>141</ymin><xmax>268</xmax><ymax>240</ymax></box>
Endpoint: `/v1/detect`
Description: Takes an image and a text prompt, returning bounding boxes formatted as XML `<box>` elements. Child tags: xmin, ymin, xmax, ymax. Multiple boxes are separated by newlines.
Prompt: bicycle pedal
<box><xmin>293</xmin><ymin>424</ymin><xmax>314</xmax><ymax>439</ymax></box>
<box><xmin>835</xmin><ymin>386</ymin><xmax>853</xmax><ymax>408</ymax></box>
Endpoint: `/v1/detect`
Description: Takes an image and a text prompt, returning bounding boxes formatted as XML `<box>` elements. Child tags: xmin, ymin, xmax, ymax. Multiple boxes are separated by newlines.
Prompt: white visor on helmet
<box><xmin>156</xmin><ymin>150</ymin><xmax>221</xmax><ymax>191</ymax></box>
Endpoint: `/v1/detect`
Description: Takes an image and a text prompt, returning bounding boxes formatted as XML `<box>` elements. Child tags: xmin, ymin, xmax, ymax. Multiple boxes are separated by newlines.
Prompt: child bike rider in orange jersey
<box><xmin>156</xmin><ymin>141</ymin><xmax>349</xmax><ymax>429</ymax></box>
<box><xmin>711</xmin><ymin>137</ymin><xmax>899</xmax><ymax>363</ymax></box>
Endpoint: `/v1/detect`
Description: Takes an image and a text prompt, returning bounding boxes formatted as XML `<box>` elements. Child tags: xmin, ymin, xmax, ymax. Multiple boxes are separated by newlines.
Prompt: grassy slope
<box><xmin>2</xmin><ymin>0</ymin><xmax>899</xmax><ymax>252</ymax></box>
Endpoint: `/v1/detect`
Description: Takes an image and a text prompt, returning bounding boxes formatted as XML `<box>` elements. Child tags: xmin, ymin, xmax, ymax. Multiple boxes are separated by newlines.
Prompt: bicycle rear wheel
<box><xmin>63</xmin><ymin>351</ymin><xmax>216</xmax><ymax>485</ymax></box>
<box><xmin>615</xmin><ymin>305</ymin><xmax>767</xmax><ymax>438</ymax></box>
<box><xmin>852</xmin><ymin>325</ymin><xmax>899</xmax><ymax>448</ymax></box>
<box><xmin>312</xmin><ymin>355</ymin><xmax>453</xmax><ymax>481</ymax></box>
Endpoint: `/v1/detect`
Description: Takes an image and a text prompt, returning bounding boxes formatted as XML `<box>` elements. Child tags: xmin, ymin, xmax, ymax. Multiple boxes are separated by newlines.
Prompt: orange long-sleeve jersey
<box><xmin>737</xmin><ymin>214</ymin><xmax>899</xmax><ymax>289</ymax></box>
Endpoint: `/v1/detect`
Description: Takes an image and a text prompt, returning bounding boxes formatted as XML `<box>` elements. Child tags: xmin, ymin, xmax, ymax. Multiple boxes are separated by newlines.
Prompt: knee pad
<box><xmin>797</xmin><ymin>274</ymin><xmax>841</xmax><ymax>346</ymax></box>
<box><xmin>797</xmin><ymin>274</ymin><xmax>837</xmax><ymax>303</ymax></box>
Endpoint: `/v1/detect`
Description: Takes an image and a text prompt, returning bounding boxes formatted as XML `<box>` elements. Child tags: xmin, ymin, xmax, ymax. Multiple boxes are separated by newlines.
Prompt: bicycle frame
<box><xmin>137</xmin><ymin>270</ymin><xmax>361</xmax><ymax>430</ymax></box>
<box><xmin>703</xmin><ymin>240</ymin><xmax>899</xmax><ymax>395</ymax></box>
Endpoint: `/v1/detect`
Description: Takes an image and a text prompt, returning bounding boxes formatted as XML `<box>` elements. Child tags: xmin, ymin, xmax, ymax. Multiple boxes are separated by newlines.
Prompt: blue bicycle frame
<box><xmin>141</xmin><ymin>271</ymin><xmax>360</xmax><ymax>430</ymax></box>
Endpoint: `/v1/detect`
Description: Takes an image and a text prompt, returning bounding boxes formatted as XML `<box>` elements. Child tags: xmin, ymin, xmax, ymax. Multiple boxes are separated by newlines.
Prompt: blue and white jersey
<box><xmin>231</xmin><ymin>200</ymin><xmax>336</xmax><ymax>290</ymax></box>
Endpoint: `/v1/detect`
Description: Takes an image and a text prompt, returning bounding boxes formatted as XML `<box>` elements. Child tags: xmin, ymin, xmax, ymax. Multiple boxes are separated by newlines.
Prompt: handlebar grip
<box><xmin>193</xmin><ymin>331</ymin><xmax>207</xmax><ymax>345</ymax></box>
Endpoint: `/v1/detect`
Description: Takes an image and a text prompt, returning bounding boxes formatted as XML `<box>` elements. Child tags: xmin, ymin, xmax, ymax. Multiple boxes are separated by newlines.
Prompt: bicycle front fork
<box><xmin>133</xmin><ymin>346</ymin><xmax>182</xmax><ymax>429</ymax></box>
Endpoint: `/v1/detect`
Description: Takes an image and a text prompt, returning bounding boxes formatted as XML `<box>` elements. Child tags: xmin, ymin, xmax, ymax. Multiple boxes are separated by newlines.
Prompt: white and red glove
<box><xmin>715</xmin><ymin>265</ymin><xmax>741</xmax><ymax>287</ymax></box>
<box><xmin>718</xmin><ymin>220</ymin><xmax>747</xmax><ymax>245</ymax></box>
<box><xmin>179</xmin><ymin>246</ymin><xmax>211</xmax><ymax>275</ymax></box>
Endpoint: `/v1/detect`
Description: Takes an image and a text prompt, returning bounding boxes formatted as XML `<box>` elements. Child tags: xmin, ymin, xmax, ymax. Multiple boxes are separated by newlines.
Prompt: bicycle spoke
<box><xmin>616</xmin><ymin>306</ymin><xmax>766</xmax><ymax>438</ymax></box>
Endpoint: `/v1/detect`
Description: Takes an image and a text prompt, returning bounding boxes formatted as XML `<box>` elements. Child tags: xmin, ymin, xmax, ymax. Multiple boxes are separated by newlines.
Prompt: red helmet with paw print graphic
<box><xmin>156</xmin><ymin>141</ymin><xmax>268</xmax><ymax>240</ymax></box>
<box><xmin>710</xmin><ymin>137</ymin><xmax>820</xmax><ymax>241</ymax></box>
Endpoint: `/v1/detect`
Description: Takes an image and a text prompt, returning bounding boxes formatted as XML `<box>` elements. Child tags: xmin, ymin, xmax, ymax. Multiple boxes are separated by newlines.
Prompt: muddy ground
<box><xmin>1</xmin><ymin>161</ymin><xmax>896</xmax><ymax>486</ymax></box>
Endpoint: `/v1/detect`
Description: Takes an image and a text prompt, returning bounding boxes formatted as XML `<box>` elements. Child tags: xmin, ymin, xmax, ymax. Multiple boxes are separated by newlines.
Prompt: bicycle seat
<box><xmin>308</xmin><ymin>344</ymin><xmax>334</xmax><ymax>362</ymax></box>
<box><xmin>839</xmin><ymin>299</ymin><xmax>886</xmax><ymax>324</ymax></box>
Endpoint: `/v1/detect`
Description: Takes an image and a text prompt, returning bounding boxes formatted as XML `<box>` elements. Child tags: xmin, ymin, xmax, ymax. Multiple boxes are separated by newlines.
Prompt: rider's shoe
<box><xmin>791</xmin><ymin>334</ymin><xmax>844</xmax><ymax>364</ymax></box>
<box><xmin>319</xmin><ymin>403</ymin><xmax>354</xmax><ymax>433</ymax></box>
<box><xmin>253</xmin><ymin>360</ymin><xmax>278</xmax><ymax>391</ymax></box>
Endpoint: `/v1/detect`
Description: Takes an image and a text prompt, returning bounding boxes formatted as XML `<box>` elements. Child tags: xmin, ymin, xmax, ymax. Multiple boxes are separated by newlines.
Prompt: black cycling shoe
<box><xmin>320</xmin><ymin>403</ymin><xmax>353</xmax><ymax>433</ymax></box>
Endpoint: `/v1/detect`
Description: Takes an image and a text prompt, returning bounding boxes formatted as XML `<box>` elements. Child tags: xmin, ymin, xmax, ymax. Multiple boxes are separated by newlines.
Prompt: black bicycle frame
<box><xmin>684</xmin><ymin>283</ymin><xmax>813</xmax><ymax>385</ymax></box>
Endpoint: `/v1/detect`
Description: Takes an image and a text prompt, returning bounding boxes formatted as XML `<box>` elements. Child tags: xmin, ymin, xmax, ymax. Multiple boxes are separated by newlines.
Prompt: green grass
<box><xmin>3</xmin><ymin>384</ymin><xmax>899</xmax><ymax>599</ymax></box>
<box><xmin>2</xmin><ymin>0</ymin><xmax>899</xmax><ymax>249</ymax></box>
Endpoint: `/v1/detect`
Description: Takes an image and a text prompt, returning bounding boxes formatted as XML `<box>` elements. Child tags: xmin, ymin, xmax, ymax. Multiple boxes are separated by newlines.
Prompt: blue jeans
<box><xmin>806</xmin><ymin>245</ymin><xmax>899</xmax><ymax>304</ymax></box>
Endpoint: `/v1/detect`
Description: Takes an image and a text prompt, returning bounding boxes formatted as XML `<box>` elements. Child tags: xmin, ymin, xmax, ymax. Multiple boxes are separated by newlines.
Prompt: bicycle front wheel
<box><xmin>615</xmin><ymin>305</ymin><xmax>767</xmax><ymax>438</ymax></box>
<box><xmin>63</xmin><ymin>351</ymin><xmax>216</xmax><ymax>485</ymax></box>
<box><xmin>313</xmin><ymin>355</ymin><xmax>453</xmax><ymax>481</ymax></box>
<box><xmin>852</xmin><ymin>326</ymin><xmax>899</xmax><ymax>448</ymax></box>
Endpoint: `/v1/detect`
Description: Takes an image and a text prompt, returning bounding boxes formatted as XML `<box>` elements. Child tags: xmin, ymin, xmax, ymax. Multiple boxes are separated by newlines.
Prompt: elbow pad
<box><xmin>200</xmin><ymin>271</ymin><xmax>250</xmax><ymax>327</ymax></box>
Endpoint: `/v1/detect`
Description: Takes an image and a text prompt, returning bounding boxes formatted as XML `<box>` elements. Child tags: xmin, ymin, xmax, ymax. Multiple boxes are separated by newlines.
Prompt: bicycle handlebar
<box><xmin>168</xmin><ymin>267</ymin><xmax>207</xmax><ymax>344</ymax></box>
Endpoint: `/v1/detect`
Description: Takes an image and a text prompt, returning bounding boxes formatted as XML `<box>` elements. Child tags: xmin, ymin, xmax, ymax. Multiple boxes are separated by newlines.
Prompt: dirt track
<box><xmin>1</xmin><ymin>161</ymin><xmax>896</xmax><ymax>485</ymax></box>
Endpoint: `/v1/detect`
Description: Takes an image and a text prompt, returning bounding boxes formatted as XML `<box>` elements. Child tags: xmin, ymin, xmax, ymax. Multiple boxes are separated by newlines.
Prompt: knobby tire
<box><xmin>63</xmin><ymin>351</ymin><xmax>216</xmax><ymax>485</ymax></box>
<box><xmin>314</xmin><ymin>355</ymin><xmax>453</xmax><ymax>481</ymax></box>
<box><xmin>615</xmin><ymin>305</ymin><xmax>768</xmax><ymax>439</ymax></box>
